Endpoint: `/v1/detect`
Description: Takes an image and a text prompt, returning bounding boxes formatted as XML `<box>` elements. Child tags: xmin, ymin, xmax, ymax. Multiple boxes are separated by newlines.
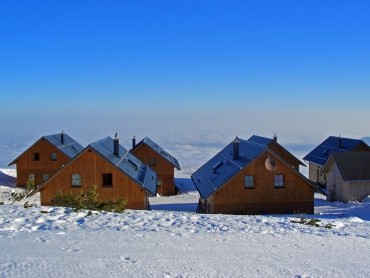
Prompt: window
<box><xmin>50</xmin><ymin>152</ymin><xmax>57</xmax><ymax>161</ymax></box>
<box><xmin>43</xmin><ymin>174</ymin><xmax>49</xmax><ymax>182</ymax></box>
<box><xmin>71</xmin><ymin>173</ymin><xmax>81</xmax><ymax>187</ymax></box>
<box><xmin>274</xmin><ymin>174</ymin><xmax>284</xmax><ymax>188</ymax></box>
<box><xmin>244</xmin><ymin>175</ymin><xmax>254</xmax><ymax>189</ymax></box>
<box><xmin>149</xmin><ymin>158</ymin><xmax>156</xmax><ymax>166</ymax></box>
<box><xmin>156</xmin><ymin>179</ymin><xmax>162</xmax><ymax>186</ymax></box>
<box><xmin>102</xmin><ymin>173</ymin><xmax>113</xmax><ymax>187</ymax></box>
<box><xmin>33</xmin><ymin>153</ymin><xmax>40</xmax><ymax>161</ymax></box>
<box><xmin>29</xmin><ymin>173</ymin><xmax>35</xmax><ymax>182</ymax></box>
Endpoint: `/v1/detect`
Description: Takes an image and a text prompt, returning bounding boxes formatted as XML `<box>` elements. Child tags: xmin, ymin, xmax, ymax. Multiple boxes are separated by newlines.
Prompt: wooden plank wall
<box><xmin>40</xmin><ymin>149</ymin><xmax>147</xmax><ymax>210</ymax></box>
<box><xmin>269</xmin><ymin>143</ymin><xmax>300</xmax><ymax>169</ymax></box>
<box><xmin>132</xmin><ymin>144</ymin><xmax>175</xmax><ymax>196</ymax></box>
<box><xmin>212</xmin><ymin>153</ymin><xmax>314</xmax><ymax>215</ymax></box>
<box><xmin>347</xmin><ymin>181</ymin><xmax>370</xmax><ymax>202</ymax></box>
<box><xmin>15</xmin><ymin>139</ymin><xmax>70</xmax><ymax>187</ymax></box>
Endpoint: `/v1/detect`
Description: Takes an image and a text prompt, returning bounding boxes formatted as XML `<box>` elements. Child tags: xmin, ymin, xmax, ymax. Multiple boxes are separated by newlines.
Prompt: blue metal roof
<box><xmin>43</xmin><ymin>133</ymin><xmax>84</xmax><ymax>159</ymax></box>
<box><xmin>191</xmin><ymin>138</ymin><xmax>267</xmax><ymax>199</ymax></box>
<box><xmin>303</xmin><ymin>136</ymin><xmax>367</xmax><ymax>166</ymax></box>
<box><xmin>8</xmin><ymin>132</ymin><xmax>83</xmax><ymax>166</ymax></box>
<box><xmin>248</xmin><ymin>135</ymin><xmax>274</xmax><ymax>146</ymax></box>
<box><xmin>89</xmin><ymin>137</ymin><xmax>157</xmax><ymax>196</ymax></box>
<box><xmin>135</xmin><ymin>137</ymin><xmax>181</xmax><ymax>170</ymax></box>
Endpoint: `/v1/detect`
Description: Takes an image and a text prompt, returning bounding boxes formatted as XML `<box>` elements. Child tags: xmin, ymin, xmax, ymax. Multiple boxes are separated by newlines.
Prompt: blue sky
<box><xmin>1</xmin><ymin>0</ymin><xmax>370</xmax><ymax>145</ymax></box>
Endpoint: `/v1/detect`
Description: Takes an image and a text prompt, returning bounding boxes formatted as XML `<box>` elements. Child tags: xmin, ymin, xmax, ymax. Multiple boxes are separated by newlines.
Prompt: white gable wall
<box><xmin>309</xmin><ymin>163</ymin><xmax>327</xmax><ymax>187</ymax></box>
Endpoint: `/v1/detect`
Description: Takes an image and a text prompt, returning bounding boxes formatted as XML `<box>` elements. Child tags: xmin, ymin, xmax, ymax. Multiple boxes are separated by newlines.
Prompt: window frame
<box><xmin>274</xmin><ymin>174</ymin><xmax>285</xmax><ymax>188</ymax></box>
<box><xmin>71</xmin><ymin>173</ymin><xmax>82</xmax><ymax>187</ymax></box>
<box><xmin>29</xmin><ymin>173</ymin><xmax>35</xmax><ymax>182</ymax></box>
<box><xmin>33</xmin><ymin>153</ymin><xmax>40</xmax><ymax>161</ymax></box>
<box><xmin>244</xmin><ymin>175</ymin><xmax>255</xmax><ymax>189</ymax></box>
<box><xmin>50</xmin><ymin>152</ymin><xmax>57</xmax><ymax>161</ymax></box>
<box><xmin>43</xmin><ymin>173</ymin><xmax>49</xmax><ymax>182</ymax></box>
<box><xmin>102</xmin><ymin>173</ymin><xmax>113</xmax><ymax>187</ymax></box>
<box><xmin>149</xmin><ymin>157</ymin><xmax>156</xmax><ymax>166</ymax></box>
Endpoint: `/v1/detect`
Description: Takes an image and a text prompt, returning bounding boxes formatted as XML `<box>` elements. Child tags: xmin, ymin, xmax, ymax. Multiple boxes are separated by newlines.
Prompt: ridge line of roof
<box><xmin>320</xmin><ymin>144</ymin><xmax>352</xmax><ymax>151</ymax></box>
<box><xmin>305</xmin><ymin>154</ymin><xmax>327</xmax><ymax>160</ymax></box>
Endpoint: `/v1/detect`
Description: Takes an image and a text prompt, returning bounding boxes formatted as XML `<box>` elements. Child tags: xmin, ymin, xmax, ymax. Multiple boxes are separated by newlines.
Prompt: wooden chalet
<box><xmin>192</xmin><ymin>135</ymin><xmax>318</xmax><ymax>215</ymax></box>
<box><xmin>30</xmin><ymin>136</ymin><xmax>157</xmax><ymax>210</ymax></box>
<box><xmin>322</xmin><ymin>152</ymin><xmax>370</xmax><ymax>202</ymax></box>
<box><xmin>8</xmin><ymin>132</ymin><xmax>83</xmax><ymax>187</ymax></box>
<box><xmin>131</xmin><ymin>136</ymin><xmax>181</xmax><ymax>196</ymax></box>
<box><xmin>303</xmin><ymin>136</ymin><xmax>370</xmax><ymax>188</ymax></box>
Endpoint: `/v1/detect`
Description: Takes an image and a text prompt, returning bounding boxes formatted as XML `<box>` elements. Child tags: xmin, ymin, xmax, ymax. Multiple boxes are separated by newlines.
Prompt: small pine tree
<box><xmin>10</xmin><ymin>178</ymin><xmax>36</xmax><ymax>205</ymax></box>
<box><xmin>54</xmin><ymin>185</ymin><xmax>127</xmax><ymax>213</ymax></box>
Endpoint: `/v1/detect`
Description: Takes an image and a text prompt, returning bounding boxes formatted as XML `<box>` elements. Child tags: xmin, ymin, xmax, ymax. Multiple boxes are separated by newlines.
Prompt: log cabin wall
<box><xmin>212</xmin><ymin>153</ymin><xmax>314</xmax><ymax>215</ymax></box>
<box><xmin>15</xmin><ymin>139</ymin><xmax>71</xmax><ymax>187</ymax></box>
<box><xmin>131</xmin><ymin>144</ymin><xmax>175</xmax><ymax>196</ymax></box>
<box><xmin>40</xmin><ymin>149</ymin><xmax>147</xmax><ymax>210</ymax></box>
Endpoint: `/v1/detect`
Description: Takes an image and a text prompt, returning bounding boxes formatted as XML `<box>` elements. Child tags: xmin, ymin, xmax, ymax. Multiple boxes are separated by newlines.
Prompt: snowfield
<box><xmin>1</xmin><ymin>169</ymin><xmax>370</xmax><ymax>277</ymax></box>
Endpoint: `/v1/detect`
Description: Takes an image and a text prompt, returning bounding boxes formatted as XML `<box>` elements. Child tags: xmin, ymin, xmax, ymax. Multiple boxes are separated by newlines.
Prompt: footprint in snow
<box><xmin>35</xmin><ymin>237</ymin><xmax>48</xmax><ymax>243</ymax></box>
<box><xmin>60</xmin><ymin>247</ymin><xmax>80</xmax><ymax>252</ymax></box>
<box><xmin>120</xmin><ymin>256</ymin><xmax>137</xmax><ymax>264</ymax></box>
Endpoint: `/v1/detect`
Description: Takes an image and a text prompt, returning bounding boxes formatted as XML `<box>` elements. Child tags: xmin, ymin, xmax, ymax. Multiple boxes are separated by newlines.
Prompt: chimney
<box><xmin>61</xmin><ymin>130</ymin><xmax>65</xmax><ymax>145</ymax></box>
<box><xmin>273</xmin><ymin>133</ymin><xmax>277</xmax><ymax>143</ymax></box>
<box><xmin>233</xmin><ymin>137</ymin><xmax>240</xmax><ymax>160</ymax></box>
<box><xmin>114</xmin><ymin>133</ymin><xmax>119</xmax><ymax>157</ymax></box>
<box><xmin>132</xmin><ymin>135</ymin><xmax>136</xmax><ymax>149</ymax></box>
<box><xmin>338</xmin><ymin>135</ymin><xmax>342</xmax><ymax>148</ymax></box>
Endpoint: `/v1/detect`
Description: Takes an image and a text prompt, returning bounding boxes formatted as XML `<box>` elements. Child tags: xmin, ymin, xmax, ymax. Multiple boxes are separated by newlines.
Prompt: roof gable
<box><xmin>191</xmin><ymin>138</ymin><xmax>267</xmax><ymax>199</ymax></box>
<box><xmin>8</xmin><ymin>132</ymin><xmax>83</xmax><ymax>166</ymax></box>
<box><xmin>30</xmin><ymin>136</ymin><xmax>157</xmax><ymax>197</ymax></box>
<box><xmin>323</xmin><ymin>152</ymin><xmax>370</xmax><ymax>181</ymax></box>
<box><xmin>43</xmin><ymin>133</ymin><xmax>83</xmax><ymax>159</ymax></box>
<box><xmin>133</xmin><ymin>137</ymin><xmax>181</xmax><ymax>170</ymax></box>
<box><xmin>89</xmin><ymin>137</ymin><xmax>157</xmax><ymax>195</ymax></box>
<box><xmin>248</xmin><ymin>135</ymin><xmax>305</xmax><ymax>167</ymax></box>
<box><xmin>303</xmin><ymin>136</ymin><xmax>369</xmax><ymax>166</ymax></box>
<box><xmin>248</xmin><ymin>135</ymin><xmax>274</xmax><ymax>146</ymax></box>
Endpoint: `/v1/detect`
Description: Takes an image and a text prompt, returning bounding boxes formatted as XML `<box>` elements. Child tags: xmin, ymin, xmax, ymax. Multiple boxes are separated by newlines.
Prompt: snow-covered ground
<box><xmin>1</xmin><ymin>169</ymin><xmax>370</xmax><ymax>277</ymax></box>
